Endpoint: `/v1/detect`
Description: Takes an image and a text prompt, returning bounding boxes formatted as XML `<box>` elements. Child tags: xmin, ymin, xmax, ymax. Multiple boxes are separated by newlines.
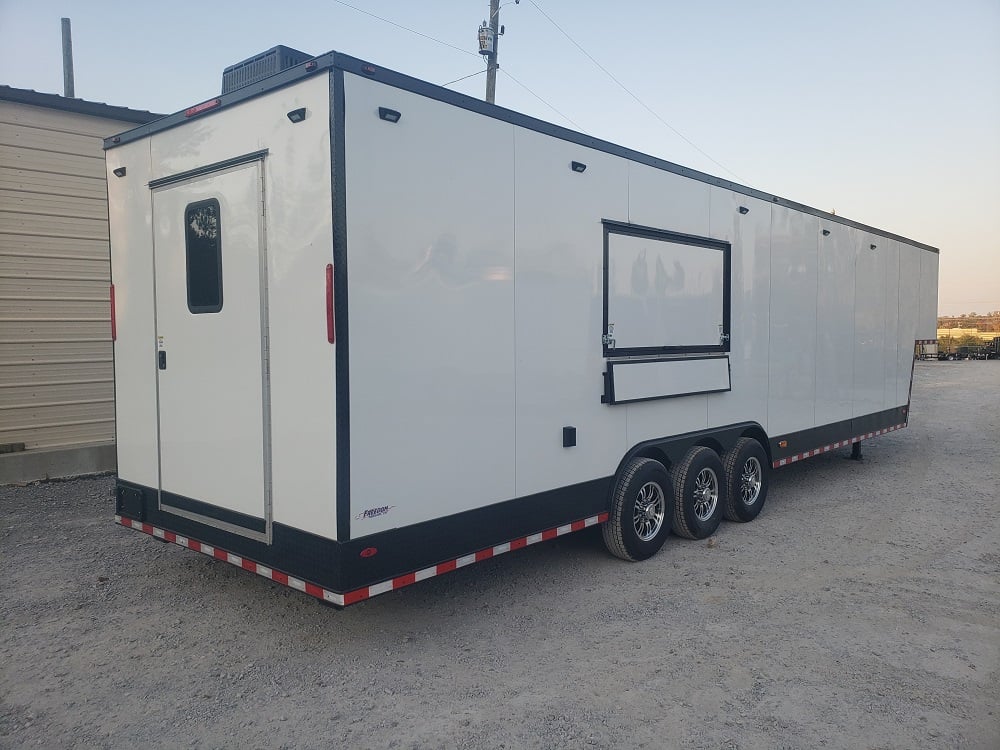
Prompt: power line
<box><xmin>442</xmin><ymin>69</ymin><xmax>487</xmax><ymax>87</ymax></box>
<box><xmin>330</xmin><ymin>0</ymin><xmax>585</xmax><ymax>132</ymax></box>
<box><xmin>331</xmin><ymin>0</ymin><xmax>479</xmax><ymax>59</ymax></box>
<box><xmin>499</xmin><ymin>68</ymin><xmax>587</xmax><ymax>133</ymax></box>
<box><xmin>525</xmin><ymin>0</ymin><xmax>743</xmax><ymax>182</ymax></box>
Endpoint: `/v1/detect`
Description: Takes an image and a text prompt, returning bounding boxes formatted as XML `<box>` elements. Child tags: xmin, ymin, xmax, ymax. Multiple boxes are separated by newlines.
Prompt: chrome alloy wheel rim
<box><xmin>693</xmin><ymin>468</ymin><xmax>719</xmax><ymax>521</ymax></box>
<box><xmin>740</xmin><ymin>457</ymin><xmax>762</xmax><ymax>506</ymax></box>
<box><xmin>633</xmin><ymin>482</ymin><xmax>665</xmax><ymax>542</ymax></box>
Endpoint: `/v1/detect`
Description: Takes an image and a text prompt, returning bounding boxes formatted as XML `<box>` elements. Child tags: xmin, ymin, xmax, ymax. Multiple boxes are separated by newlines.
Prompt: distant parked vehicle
<box><xmin>956</xmin><ymin>346</ymin><xmax>988</xmax><ymax>360</ymax></box>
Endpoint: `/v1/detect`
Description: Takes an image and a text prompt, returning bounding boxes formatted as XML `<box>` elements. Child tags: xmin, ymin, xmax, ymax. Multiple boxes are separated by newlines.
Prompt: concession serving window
<box><xmin>602</xmin><ymin>220</ymin><xmax>730</xmax><ymax>357</ymax></box>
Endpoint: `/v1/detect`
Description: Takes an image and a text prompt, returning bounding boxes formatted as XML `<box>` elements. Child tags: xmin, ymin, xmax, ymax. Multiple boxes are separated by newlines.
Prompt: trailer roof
<box><xmin>103</xmin><ymin>51</ymin><xmax>938</xmax><ymax>255</ymax></box>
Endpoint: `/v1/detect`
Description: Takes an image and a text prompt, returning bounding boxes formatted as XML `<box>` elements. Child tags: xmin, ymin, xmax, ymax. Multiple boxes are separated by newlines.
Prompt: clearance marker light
<box><xmin>326</xmin><ymin>264</ymin><xmax>335</xmax><ymax>343</ymax></box>
<box><xmin>185</xmin><ymin>98</ymin><xmax>221</xmax><ymax>117</ymax></box>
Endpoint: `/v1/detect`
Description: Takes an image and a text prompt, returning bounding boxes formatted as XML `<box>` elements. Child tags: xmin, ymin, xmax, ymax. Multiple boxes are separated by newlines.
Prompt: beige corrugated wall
<box><xmin>0</xmin><ymin>101</ymin><xmax>136</xmax><ymax>451</ymax></box>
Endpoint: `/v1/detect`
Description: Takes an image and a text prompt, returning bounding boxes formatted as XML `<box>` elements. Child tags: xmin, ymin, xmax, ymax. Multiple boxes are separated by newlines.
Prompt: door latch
<box><xmin>602</xmin><ymin>323</ymin><xmax>615</xmax><ymax>350</ymax></box>
<box><xmin>158</xmin><ymin>351</ymin><xmax>167</xmax><ymax>370</ymax></box>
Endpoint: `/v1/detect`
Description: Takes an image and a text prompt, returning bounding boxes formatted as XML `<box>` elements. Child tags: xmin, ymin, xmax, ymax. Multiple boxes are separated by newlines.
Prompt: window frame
<box><xmin>602</xmin><ymin>219</ymin><xmax>731</xmax><ymax>358</ymax></box>
<box><xmin>184</xmin><ymin>197</ymin><xmax>224</xmax><ymax>314</ymax></box>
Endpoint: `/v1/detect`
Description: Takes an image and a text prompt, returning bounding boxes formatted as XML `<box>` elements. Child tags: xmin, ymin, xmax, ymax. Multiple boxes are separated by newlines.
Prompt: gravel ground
<box><xmin>1</xmin><ymin>360</ymin><xmax>998</xmax><ymax>750</ymax></box>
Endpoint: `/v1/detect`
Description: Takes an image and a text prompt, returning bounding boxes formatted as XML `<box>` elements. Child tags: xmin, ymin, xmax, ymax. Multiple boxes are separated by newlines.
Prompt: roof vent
<box><xmin>221</xmin><ymin>45</ymin><xmax>313</xmax><ymax>94</ymax></box>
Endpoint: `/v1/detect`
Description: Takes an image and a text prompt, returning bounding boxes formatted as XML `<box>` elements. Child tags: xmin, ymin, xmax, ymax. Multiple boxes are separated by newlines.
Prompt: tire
<box><xmin>721</xmin><ymin>437</ymin><xmax>769</xmax><ymax>523</ymax></box>
<box><xmin>671</xmin><ymin>447</ymin><xmax>725</xmax><ymax>539</ymax></box>
<box><xmin>602</xmin><ymin>457</ymin><xmax>674</xmax><ymax>561</ymax></box>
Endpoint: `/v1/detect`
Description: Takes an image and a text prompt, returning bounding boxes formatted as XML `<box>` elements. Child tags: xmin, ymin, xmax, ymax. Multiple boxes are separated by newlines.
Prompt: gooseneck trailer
<box><xmin>105</xmin><ymin>48</ymin><xmax>938</xmax><ymax>606</ymax></box>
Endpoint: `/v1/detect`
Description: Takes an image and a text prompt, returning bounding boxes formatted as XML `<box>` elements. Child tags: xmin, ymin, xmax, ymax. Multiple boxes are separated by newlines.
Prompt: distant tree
<box><xmin>938</xmin><ymin>335</ymin><xmax>954</xmax><ymax>353</ymax></box>
<box><xmin>957</xmin><ymin>333</ymin><xmax>982</xmax><ymax>349</ymax></box>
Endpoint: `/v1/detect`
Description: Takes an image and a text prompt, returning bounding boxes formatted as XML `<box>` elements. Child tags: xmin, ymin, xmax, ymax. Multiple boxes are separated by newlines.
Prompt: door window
<box><xmin>185</xmin><ymin>198</ymin><xmax>223</xmax><ymax>313</ymax></box>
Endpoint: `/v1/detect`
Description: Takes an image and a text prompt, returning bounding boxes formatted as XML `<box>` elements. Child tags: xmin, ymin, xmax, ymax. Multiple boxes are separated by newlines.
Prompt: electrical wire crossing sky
<box><xmin>1</xmin><ymin>0</ymin><xmax>997</xmax><ymax>315</ymax></box>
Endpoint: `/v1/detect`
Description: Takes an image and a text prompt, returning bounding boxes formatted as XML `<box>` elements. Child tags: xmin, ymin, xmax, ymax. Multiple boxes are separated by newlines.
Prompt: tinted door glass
<box><xmin>185</xmin><ymin>198</ymin><xmax>223</xmax><ymax>313</ymax></box>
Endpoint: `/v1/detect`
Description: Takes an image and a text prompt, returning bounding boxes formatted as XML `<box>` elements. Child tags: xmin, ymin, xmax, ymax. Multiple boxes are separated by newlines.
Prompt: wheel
<box><xmin>721</xmin><ymin>437</ymin><xmax>769</xmax><ymax>523</ymax></box>
<box><xmin>671</xmin><ymin>447</ymin><xmax>725</xmax><ymax>539</ymax></box>
<box><xmin>602</xmin><ymin>457</ymin><xmax>673</xmax><ymax>561</ymax></box>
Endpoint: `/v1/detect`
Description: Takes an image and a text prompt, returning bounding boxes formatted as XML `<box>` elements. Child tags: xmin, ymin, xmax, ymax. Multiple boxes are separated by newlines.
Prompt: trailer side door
<box><xmin>151</xmin><ymin>159</ymin><xmax>270</xmax><ymax>538</ymax></box>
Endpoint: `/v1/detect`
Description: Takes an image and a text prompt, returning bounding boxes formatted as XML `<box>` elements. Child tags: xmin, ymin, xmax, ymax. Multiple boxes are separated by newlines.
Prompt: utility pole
<box><xmin>61</xmin><ymin>18</ymin><xmax>75</xmax><ymax>98</ymax></box>
<box><xmin>485</xmin><ymin>0</ymin><xmax>499</xmax><ymax>104</ymax></box>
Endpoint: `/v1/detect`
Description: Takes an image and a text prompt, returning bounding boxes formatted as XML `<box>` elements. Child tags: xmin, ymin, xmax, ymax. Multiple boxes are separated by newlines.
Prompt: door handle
<box><xmin>158</xmin><ymin>351</ymin><xmax>167</xmax><ymax>370</ymax></box>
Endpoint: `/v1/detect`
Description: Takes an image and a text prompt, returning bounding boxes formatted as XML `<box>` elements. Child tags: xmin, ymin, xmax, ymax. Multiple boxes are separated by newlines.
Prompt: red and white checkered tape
<box><xmin>915</xmin><ymin>339</ymin><xmax>938</xmax><ymax>345</ymax></box>
<box><xmin>772</xmin><ymin>423</ymin><xmax>906</xmax><ymax>468</ymax></box>
<box><xmin>116</xmin><ymin>512</ymin><xmax>609</xmax><ymax>607</ymax></box>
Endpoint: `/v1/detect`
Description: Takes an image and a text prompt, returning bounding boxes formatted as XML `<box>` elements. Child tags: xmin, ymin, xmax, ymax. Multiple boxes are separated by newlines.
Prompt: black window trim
<box><xmin>185</xmin><ymin>197</ymin><xmax>224</xmax><ymax>314</ymax></box>
<box><xmin>602</xmin><ymin>219</ymin><xmax>731</xmax><ymax>358</ymax></box>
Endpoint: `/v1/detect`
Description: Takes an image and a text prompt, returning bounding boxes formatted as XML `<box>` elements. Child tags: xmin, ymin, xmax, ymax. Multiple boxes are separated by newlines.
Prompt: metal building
<box><xmin>0</xmin><ymin>86</ymin><xmax>159</xmax><ymax>483</ymax></box>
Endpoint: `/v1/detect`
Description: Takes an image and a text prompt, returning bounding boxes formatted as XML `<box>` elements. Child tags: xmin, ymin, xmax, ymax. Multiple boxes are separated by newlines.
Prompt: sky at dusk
<box><xmin>1</xmin><ymin>0</ymin><xmax>997</xmax><ymax>315</ymax></box>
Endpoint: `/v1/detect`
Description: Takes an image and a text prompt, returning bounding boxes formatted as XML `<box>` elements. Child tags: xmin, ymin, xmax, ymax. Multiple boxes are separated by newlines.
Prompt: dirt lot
<box><xmin>1</xmin><ymin>360</ymin><xmax>998</xmax><ymax>749</ymax></box>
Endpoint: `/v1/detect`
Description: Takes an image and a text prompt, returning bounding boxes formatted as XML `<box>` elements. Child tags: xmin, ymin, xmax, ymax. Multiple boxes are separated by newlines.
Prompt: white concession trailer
<box><xmin>106</xmin><ymin>48</ymin><xmax>938</xmax><ymax>606</ymax></box>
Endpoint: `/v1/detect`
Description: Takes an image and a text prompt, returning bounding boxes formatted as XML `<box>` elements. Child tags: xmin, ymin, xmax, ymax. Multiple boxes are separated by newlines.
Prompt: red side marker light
<box><xmin>110</xmin><ymin>283</ymin><xmax>117</xmax><ymax>341</ymax></box>
<box><xmin>305</xmin><ymin>60</ymin><xmax>318</xmax><ymax>71</ymax></box>
<box><xmin>362</xmin><ymin>64</ymin><xmax>376</xmax><ymax>75</ymax></box>
<box><xmin>184</xmin><ymin>98</ymin><xmax>221</xmax><ymax>117</ymax></box>
<box><xmin>325</xmin><ymin>264</ymin><xmax>335</xmax><ymax>343</ymax></box>
<box><xmin>360</xmin><ymin>547</ymin><xmax>377</xmax><ymax>558</ymax></box>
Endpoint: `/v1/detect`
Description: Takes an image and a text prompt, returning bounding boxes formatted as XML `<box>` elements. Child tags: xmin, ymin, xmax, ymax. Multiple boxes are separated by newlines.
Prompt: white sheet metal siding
<box><xmin>0</xmin><ymin>101</ymin><xmax>138</xmax><ymax>450</ymax></box>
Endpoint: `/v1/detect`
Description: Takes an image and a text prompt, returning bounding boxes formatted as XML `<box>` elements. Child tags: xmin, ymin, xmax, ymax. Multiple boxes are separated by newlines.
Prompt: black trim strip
<box><xmin>148</xmin><ymin>149</ymin><xmax>269</xmax><ymax>190</ymax></box>
<box><xmin>602</xmin><ymin>221</ymin><xmax>732</xmax><ymax>358</ymax></box>
<box><xmin>118</xmin><ymin>476</ymin><xmax>610</xmax><ymax>593</ymax></box>
<box><xmin>160</xmin><ymin>490</ymin><xmax>266</xmax><ymax>534</ymax></box>
<box><xmin>338</xmin><ymin>478</ymin><xmax>610</xmax><ymax>590</ymax></box>
<box><xmin>105</xmin><ymin>51</ymin><xmax>938</xmax><ymax>255</ymax></box>
<box><xmin>604</xmin><ymin>355</ymin><xmax>732</xmax><ymax>405</ymax></box>
<box><xmin>331</xmin><ymin>68</ymin><xmax>351</xmax><ymax>542</ymax></box>
<box><xmin>768</xmin><ymin>406</ymin><xmax>908</xmax><ymax>464</ymax></box>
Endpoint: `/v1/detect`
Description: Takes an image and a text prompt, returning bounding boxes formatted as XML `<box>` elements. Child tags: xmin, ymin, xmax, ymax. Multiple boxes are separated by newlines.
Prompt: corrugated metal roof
<box><xmin>0</xmin><ymin>85</ymin><xmax>162</xmax><ymax>124</ymax></box>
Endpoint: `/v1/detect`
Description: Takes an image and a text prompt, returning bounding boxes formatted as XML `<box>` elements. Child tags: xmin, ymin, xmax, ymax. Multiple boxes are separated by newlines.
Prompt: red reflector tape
<box><xmin>772</xmin><ymin>423</ymin><xmax>907</xmax><ymax>468</ymax></box>
<box><xmin>117</xmin><ymin>511</ymin><xmax>610</xmax><ymax>607</ymax></box>
<box><xmin>184</xmin><ymin>98</ymin><xmax>221</xmax><ymax>117</ymax></box>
